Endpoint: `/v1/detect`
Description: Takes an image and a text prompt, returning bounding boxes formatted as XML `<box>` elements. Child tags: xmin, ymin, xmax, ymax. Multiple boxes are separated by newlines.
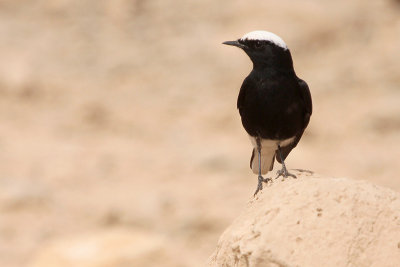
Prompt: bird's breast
<box><xmin>239</xmin><ymin>80</ymin><xmax>304</xmax><ymax>139</ymax></box>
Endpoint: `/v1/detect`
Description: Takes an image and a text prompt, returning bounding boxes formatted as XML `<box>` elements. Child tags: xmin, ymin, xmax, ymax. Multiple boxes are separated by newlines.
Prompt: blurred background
<box><xmin>0</xmin><ymin>0</ymin><xmax>399</xmax><ymax>266</ymax></box>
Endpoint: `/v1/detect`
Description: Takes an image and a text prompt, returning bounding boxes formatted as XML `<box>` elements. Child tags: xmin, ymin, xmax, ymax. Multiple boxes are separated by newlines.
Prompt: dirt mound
<box><xmin>209</xmin><ymin>171</ymin><xmax>400</xmax><ymax>267</ymax></box>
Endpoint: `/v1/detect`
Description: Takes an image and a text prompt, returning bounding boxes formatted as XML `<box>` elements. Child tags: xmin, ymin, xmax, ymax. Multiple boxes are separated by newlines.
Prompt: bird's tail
<box><xmin>250</xmin><ymin>148</ymin><xmax>275</xmax><ymax>175</ymax></box>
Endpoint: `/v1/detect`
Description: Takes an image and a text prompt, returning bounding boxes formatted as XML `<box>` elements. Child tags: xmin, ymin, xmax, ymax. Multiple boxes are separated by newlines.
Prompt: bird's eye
<box><xmin>254</xmin><ymin>41</ymin><xmax>263</xmax><ymax>49</ymax></box>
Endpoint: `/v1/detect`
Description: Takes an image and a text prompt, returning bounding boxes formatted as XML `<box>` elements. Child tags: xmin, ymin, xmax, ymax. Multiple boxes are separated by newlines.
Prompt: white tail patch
<box><xmin>251</xmin><ymin>148</ymin><xmax>275</xmax><ymax>175</ymax></box>
<box><xmin>249</xmin><ymin>136</ymin><xmax>295</xmax><ymax>175</ymax></box>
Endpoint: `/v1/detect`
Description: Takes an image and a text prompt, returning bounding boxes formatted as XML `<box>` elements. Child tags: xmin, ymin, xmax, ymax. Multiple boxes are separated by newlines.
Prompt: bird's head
<box><xmin>223</xmin><ymin>30</ymin><xmax>293</xmax><ymax>71</ymax></box>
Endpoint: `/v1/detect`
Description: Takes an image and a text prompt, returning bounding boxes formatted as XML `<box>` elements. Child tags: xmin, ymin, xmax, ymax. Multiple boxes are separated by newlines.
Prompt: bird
<box><xmin>223</xmin><ymin>30</ymin><xmax>312</xmax><ymax>196</ymax></box>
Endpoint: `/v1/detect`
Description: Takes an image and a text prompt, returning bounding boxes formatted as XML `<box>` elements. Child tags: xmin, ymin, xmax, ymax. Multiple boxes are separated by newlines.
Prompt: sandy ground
<box><xmin>0</xmin><ymin>0</ymin><xmax>399</xmax><ymax>266</ymax></box>
<box><xmin>210</xmin><ymin>172</ymin><xmax>400</xmax><ymax>266</ymax></box>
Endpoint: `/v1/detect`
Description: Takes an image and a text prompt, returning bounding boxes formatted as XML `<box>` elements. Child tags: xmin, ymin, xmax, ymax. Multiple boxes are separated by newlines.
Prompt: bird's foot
<box><xmin>275</xmin><ymin>167</ymin><xmax>297</xmax><ymax>180</ymax></box>
<box><xmin>253</xmin><ymin>175</ymin><xmax>272</xmax><ymax>197</ymax></box>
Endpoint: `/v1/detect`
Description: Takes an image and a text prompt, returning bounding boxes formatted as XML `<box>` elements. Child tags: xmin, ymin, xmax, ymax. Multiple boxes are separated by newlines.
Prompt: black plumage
<box><xmin>223</xmin><ymin>31</ymin><xmax>312</xmax><ymax>195</ymax></box>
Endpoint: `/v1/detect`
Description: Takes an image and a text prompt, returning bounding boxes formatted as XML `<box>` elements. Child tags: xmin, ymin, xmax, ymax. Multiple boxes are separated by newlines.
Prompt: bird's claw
<box><xmin>275</xmin><ymin>168</ymin><xmax>297</xmax><ymax>180</ymax></box>
<box><xmin>253</xmin><ymin>175</ymin><xmax>271</xmax><ymax>197</ymax></box>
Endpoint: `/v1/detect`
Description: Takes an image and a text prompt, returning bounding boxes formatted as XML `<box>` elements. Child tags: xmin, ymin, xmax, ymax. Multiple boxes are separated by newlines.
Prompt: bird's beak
<box><xmin>222</xmin><ymin>40</ymin><xmax>247</xmax><ymax>49</ymax></box>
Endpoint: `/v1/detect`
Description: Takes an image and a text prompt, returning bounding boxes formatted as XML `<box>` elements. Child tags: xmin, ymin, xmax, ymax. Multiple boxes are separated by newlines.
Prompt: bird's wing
<box><xmin>237</xmin><ymin>76</ymin><xmax>251</xmax><ymax>116</ymax></box>
<box><xmin>276</xmin><ymin>78</ymin><xmax>312</xmax><ymax>163</ymax></box>
<box><xmin>297</xmin><ymin>78</ymin><xmax>312</xmax><ymax>126</ymax></box>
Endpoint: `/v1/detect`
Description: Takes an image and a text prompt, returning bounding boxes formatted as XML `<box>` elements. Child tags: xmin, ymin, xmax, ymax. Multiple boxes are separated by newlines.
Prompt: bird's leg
<box><xmin>275</xmin><ymin>145</ymin><xmax>297</xmax><ymax>180</ymax></box>
<box><xmin>253</xmin><ymin>137</ymin><xmax>271</xmax><ymax>196</ymax></box>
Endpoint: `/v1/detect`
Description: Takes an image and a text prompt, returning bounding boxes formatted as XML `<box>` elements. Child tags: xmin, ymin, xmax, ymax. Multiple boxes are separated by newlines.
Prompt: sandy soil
<box><xmin>210</xmin><ymin>172</ymin><xmax>400</xmax><ymax>266</ymax></box>
<box><xmin>0</xmin><ymin>0</ymin><xmax>399</xmax><ymax>266</ymax></box>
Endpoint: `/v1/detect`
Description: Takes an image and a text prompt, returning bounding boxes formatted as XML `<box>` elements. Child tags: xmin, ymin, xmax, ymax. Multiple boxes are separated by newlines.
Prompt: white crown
<box><xmin>240</xmin><ymin>31</ymin><xmax>288</xmax><ymax>50</ymax></box>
